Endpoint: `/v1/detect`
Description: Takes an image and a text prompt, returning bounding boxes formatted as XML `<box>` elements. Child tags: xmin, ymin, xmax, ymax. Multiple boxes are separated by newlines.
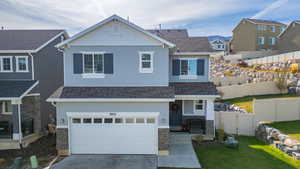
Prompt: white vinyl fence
<box><xmin>216</xmin><ymin>97</ymin><xmax>300</xmax><ymax>136</ymax></box>
<box><xmin>217</xmin><ymin>81</ymin><xmax>284</xmax><ymax>99</ymax></box>
<box><xmin>245</xmin><ymin>51</ymin><xmax>300</xmax><ymax>65</ymax></box>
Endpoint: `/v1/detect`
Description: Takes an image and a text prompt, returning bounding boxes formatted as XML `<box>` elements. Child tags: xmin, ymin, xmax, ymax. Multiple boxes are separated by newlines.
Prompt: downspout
<box><xmin>18</xmin><ymin>103</ymin><xmax>22</xmax><ymax>144</ymax></box>
<box><xmin>28</xmin><ymin>52</ymin><xmax>35</xmax><ymax>80</ymax></box>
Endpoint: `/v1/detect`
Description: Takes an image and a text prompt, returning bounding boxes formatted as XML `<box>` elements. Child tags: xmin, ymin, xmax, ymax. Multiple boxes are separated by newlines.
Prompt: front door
<box><xmin>169</xmin><ymin>100</ymin><xmax>182</xmax><ymax>130</ymax></box>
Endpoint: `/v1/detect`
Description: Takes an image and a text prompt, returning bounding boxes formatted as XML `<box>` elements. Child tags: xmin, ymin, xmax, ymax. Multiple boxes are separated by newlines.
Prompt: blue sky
<box><xmin>0</xmin><ymin>0</ymin><xmax>299</xmax><ymax>36</ymax></box>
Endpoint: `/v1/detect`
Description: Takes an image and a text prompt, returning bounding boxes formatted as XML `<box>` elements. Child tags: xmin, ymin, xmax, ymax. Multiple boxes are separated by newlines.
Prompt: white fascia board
<box><xmin>47</xmin><ymin>98</ymin><xmax>175</xmax><ymax>103</ymax></box>
<box><xmin>66</xmin><ymin>112</ymin><xmax>160</xmax><ymax>117</ymax></box>
<box><xmin>175</xmin><ymin>95</ymin><xmax>220</xmax><ymax>100</ymax></box>
<box><xmin>20</xmin><ymin>81</ymin><xmax>39</xmax><ymax>99</ymax></box>
<box><xmin>56</xmin><ymin>15</ymin><xmax>175</xmax><ymax>49</ymax></box>
<box><xmin>0</xmin><ymin>97</ymin><xmax>20</xmax><ymax>100</ymax></box>
<box><xmin>0</xmin><ymin>50</ymin><xmax>35</xmax><ymax>53</ymax></box>
<box><xmin>34</xmin><ymin>31</ymin><xmax>68</xmax><ymax>52</ymax></box>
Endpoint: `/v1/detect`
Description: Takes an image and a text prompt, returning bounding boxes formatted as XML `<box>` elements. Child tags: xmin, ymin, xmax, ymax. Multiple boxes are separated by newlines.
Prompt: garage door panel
<box><xmin>70</xmin><ymin>116</ymin><xmax>158</xmax><ymax>155</ymax></box>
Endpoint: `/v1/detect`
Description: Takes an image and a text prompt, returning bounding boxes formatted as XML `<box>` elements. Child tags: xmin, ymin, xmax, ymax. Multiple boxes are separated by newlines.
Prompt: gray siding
<box><xmin>34</xmin><ymin>36</ymin><xmax>65</xmax><ymax>129</ymax></box>
<box><xmin>56</xmin><ymin>102</ymin><xmax>169</xmax><ymax>127</ymax></box>
<box><xmin>0</xmin><ymin>54</ymin><xmax>33</xmax><ymax>80</ymax></box>
<box><xmin>183</xmin><ymin>100</ymin><xmax>194</xmax><ymax>114</ymax></box>
<box><xmin>64</xmin><ymin>46</ymin><xmax>169</xmax><ymax>86</ymax></box>
<box><xmin>169</xmin><ymin>55</ymin><xmax>209</xmax><ymax>82</ymax></box>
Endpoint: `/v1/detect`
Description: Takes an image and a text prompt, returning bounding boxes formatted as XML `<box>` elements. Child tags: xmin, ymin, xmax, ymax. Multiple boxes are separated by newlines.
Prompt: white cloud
<box><xmin>251</xmin><ymin>0</ymin><xmax>289</xmax><ymax>19</ymax></box>
<box><xmin>0</xmin><ymin>0</ymin><xmax>292</xmax><ymax>35</ymax></box>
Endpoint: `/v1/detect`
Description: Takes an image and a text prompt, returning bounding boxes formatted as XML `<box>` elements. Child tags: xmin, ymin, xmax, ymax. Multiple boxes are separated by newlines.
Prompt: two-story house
<box><xmin>47</xmin><ymin>15</ymin><xmax>218</xmax><ymax>156</ymax></box>
<box><xmin>231</xmin><ymin>18</ymin><xmax>286</xmax><ymax>53</ymax></box>
<box><xmin>278</xmin><ymin>21</ymin><xmax>300</xmax><ymax>53</ymax></box>
<box><xmin>0</xmin><ymin>30</ymin><xmax>68</xmax><ymax>149</ymax></box>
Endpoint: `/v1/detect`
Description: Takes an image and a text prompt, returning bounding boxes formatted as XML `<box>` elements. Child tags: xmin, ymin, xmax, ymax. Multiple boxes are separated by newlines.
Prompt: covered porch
<box><xmin>169</xmin><ymin>82</ymin><xmax>219</xmax><ymax>137</ymax></box>
<box><xmin>0</xmin><ymin>80</ymin><xmax>40</xmax><ymax>149</ymax></box>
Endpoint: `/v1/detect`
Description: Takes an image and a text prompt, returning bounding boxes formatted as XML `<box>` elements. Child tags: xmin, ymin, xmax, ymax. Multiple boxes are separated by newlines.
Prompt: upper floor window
<box><xmin>1</xmin><ymin>101</ymin><xmax>12</xmax><ymax>115</ymax></box>
<box><xmin>83</xmin><ymin>53</ymin><xmax>104</xmax><ymax>74</ymax></box>
<box><xmin>269</xmin><ymin>37</ymin><xmax>276</xmax><ymax>45</ymax></box>
<box><xmin>258</xmin><ymin>37</ymin><xmax>265</xmax><ymax>45</ymax></box>
<box><xmin>139</xmin><ymin>52</ymin><xmax>153</xmax><ymax>73</ymax></box>
<box><xmin>257</xmin><ymin>25</ymin><xmax>266</xmax><ymax>31</ymax></box>
<box><xmin>16</xmin><ymin>56</ymin><xmax>29</xmax><ymax>72</ymax></box>
<box><xmin>180</xmin><ymin>59</ymin><xmax>197</xmax><ymax>78</ymax></box>
<box><xmin>0</xmin><ymin>56</ymin><xmax>13</xmax><ymax>72</ymax></box>
<box><xmin>270</xmin><ymin>25</ymin><xmax>276</xmax><ymax>32</ymax></box>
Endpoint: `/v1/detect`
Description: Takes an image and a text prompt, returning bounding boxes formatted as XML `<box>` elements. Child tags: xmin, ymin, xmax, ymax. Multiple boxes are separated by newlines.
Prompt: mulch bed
<box><xmin>0</xmin><ymin>134</ymin><xmax>57</xmax><ymax>168</ymax></box>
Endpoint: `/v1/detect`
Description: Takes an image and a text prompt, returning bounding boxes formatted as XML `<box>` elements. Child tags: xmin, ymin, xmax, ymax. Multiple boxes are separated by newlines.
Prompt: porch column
<box><xmin>12</xmin><ymin>99</ymin><xmax>22</xmax><ymax>141</ymax></box>
<box><xmin>205</xmin><ymin>99</ymin><xmax>215</xmax><ymax>137</ymax></box>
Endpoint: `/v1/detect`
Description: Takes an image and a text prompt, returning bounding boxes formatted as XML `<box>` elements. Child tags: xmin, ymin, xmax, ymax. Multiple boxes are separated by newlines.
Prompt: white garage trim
<box><xmin>67</xmin><ymin>112</ymin><xmax>159</xmax><ymax>155</ymax></box>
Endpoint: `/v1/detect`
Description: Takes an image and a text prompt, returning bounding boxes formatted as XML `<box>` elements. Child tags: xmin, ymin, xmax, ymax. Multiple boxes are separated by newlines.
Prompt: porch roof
<box><xmin>0</xmin><ymin>80</ymin><xmax>38</xmax><ymax>99</ymax></box>
<box><xmin>169</xmin><ymin>82</ymin><xmax>219</xmax><ymax>96</ymax></box>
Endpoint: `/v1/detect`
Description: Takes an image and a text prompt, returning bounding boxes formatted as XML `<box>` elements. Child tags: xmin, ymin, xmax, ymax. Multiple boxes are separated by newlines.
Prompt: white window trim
<box><xmin>271</xmin><ymin>25</ymin><xmax>276</xmax><ymax>32</ymax></box>
<box><xmin>139</xmin><ymin>51</ymin><xmax>154</xmax><ymax>73</ymax></box>
<box><xmin>2</xmin><ymin>101</ymin><xmax>12</xmax><ymax>115</ymax></box>
<box><xmin>82</xmin><ymin>52</ymin><xmax>105</xmax><ymax>78</ymax></box>
<box><xmin>16</xmin><ymin>56</ymin><xmax>29</xmax><ymax>72</ymax></box>
<box><xmin>0</xmin><ymin>56</ymin><xmax>13</xmax><ymax>72</ymax></box>
<box><xmin>270</xmin><ymin>37</ymin><xmax>276</xmax><ymax>45</ymax></box>
<box><xmin>179</xmin><ymin>58</ymin><xmax>198</xmax><ymax>79</ymax></box>
<box><xmin>193</xmin><ymin>100</ymin><xmax>205</xmax><ymax>116</ymax></box>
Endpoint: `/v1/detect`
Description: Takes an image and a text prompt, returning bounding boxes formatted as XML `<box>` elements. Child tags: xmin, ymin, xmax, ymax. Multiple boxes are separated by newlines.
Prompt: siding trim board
<box><xmin>48</xmin><ymin>98</ymin><xmax>175</xmax><ymax>102</ymax></box>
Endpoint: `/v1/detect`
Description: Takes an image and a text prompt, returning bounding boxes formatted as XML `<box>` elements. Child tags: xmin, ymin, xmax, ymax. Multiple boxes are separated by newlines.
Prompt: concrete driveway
<box><xmin>50</xmin><ymin>155</ymin><xmax>157</xmax><ymax>169</ymax></box>
<box><xmin>158</xmin><ymin>132</ymin><xmax>201</xmax><ymax>168</ymax></box>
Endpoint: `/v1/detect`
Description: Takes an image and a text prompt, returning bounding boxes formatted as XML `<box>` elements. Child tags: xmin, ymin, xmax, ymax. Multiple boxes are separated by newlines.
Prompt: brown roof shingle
<box><xmin>169</xmin><ymin>82</ymin><xmax>219</xmax><ymax>95</ymax></box>
<box><xmin>169</xmin><ymin>37</ymin><xmax>215</xmax><ymax>53</ymax></box>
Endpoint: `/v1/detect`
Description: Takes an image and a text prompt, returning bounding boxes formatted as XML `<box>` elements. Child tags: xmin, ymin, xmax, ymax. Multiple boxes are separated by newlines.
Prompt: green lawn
<box><xmin>269</xmin><ymin>120</ymin><xmax>300</xmax><ymax>142</ymax></box>
<box><xmin>159</xmin><ymin>136</ymin><xmax>300</xmax><ymax>169</ymax></box>
<box><xmin>223</xmin><ymin>94</ymin><xmax>299</xmax><ymax>113</ymax></box>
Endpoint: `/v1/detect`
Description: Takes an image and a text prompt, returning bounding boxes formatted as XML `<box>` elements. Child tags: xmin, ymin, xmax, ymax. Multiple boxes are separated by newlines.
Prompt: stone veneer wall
<box><xmin>205</xmin><ymin>120</ymin><xmax>215</xmax><ymax>137</ymax></box>
<box><xmin>56</xmin><ymin>128</ymin><xmax>69</xmax><ymax>151</ymax></box>
<box><xmin>21</xmin><ymin>96</ymin><xmax>41</xmax><ymax>133</ymax></box>
<box><xmin>158</xmin><ymin>128</ymin><xmax>169</xmax><ymax>151</ymax></box>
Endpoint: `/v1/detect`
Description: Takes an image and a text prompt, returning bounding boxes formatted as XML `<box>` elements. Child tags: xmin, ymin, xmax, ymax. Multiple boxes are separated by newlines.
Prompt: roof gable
<box><xmin>57</xmin><ymin>15</ymin><xmax>175</xmax><ymax>48</ymax></box>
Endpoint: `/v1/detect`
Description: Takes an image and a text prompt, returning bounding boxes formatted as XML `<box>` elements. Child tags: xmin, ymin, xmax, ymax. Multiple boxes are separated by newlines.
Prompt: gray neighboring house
<box><xmin>48</xmin><ymin>15</ymin><xmax>219</xmax><ymax>156</ymax></box>
<box><xmin>0</xmin><ymin>30</ymin><xmax>68</xmax><ymax>149</ymax></box>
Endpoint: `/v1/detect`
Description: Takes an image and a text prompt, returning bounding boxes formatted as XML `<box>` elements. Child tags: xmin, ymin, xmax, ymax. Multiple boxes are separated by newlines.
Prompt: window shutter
<box><xmin>73</xmin><ymin>53</ymin><xmax>83</xmax><ymax>74</ymax></box>
<box><xmin>197</xmin><ymin>59</ymin><xmax>205</xmax><ymax>75</ymax></box>
<box><xmin>172</xmin><ymin>59</ymin><xmax>180</xmax><ymax>75</ymax></box>
<box><xmin>104</xmin><ymin>53</ymin><xmax>113</xmax><ymax>74</ymax></box>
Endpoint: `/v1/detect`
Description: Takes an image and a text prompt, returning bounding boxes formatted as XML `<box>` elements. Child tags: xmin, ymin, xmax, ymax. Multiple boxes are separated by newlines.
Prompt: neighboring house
<box><xmin>231</xmin><ymin>18</ymin><xmax>286</xmax><ymax>53</ymax></box>
<box><xmin>47</xmin><ymin>15</ymin><xmax>219</xmax><ymax>156</ymax></box>
<box><xmin>0</xmin><ymin>30</ymin><xmax>68</xmax><ymax>149</ymax></box>
<box><xmin>278</xmin><ymin>21</ymin><xmax>300</xmax><ymax>53</ymax></box>
<box><xmin>210</xmin><ymin>39</ymin><xmax>226</xmax><ymax>51</ymax></box>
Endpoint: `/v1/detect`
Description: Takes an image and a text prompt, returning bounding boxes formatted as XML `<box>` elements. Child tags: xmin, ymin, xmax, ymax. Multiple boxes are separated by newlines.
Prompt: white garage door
<box><xmin>69</xmin><ymin>113</ymin><xmax>158</xmax><ymax>155</ymax></box>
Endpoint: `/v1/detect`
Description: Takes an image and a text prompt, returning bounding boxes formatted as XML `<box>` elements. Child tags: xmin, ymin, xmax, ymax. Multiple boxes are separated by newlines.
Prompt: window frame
<box><xmin>270</xmin><ymin>25</ymin><xmax>276</xmax><ymax>32</ymax></box>
<box><xmin>139</xmin><ymin>51</ymin><xmax>154</xmax><ymax>73</ymax></box>
<box><xmin>16</xmin><ymin>56</ymin><xmax>29</xmax><ymax>72</ymax></box>
<box><xmin>82</xmin><ymin>52</ymin><xmax>105</xmax><ymax>78</ymax></box>
<box><xmin>269</xmin><ymin>37</ymin><xmax>276</xmax><ymax>45</ymax></box>
<box><xmin>258</xmin><ymin>37</ymin><xmax>265</xmax><ymax>45</ymax></box>
<box><xmin>179</xmin><ymin>58</ymin><xmax>198</xmax><ymax>79</ymax></box>
<box><xmin>1</xmin><ymin>101</ymin><xmax>12</xmax><ymax>115</ymax></box>
<box><xmin>194</xmin><ymin>100</ymin><xmax>205</xmax><ymax>116</ymax></box>
<box><xmin>0</xmin><ymin>56</ymin><xmax>13</xmax><ymax>72</ymax></box>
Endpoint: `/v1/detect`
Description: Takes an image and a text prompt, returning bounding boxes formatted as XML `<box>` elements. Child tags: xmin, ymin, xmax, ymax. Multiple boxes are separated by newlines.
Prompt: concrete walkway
<box><xmin>50</xmin><ymin>155</ymin><xmax>157</xmax><ymax>169</ymax></box>
<box><xmin>158</xmin><ymin>132</ymin><xmax>201</xmax><ymax>168</ymax></box>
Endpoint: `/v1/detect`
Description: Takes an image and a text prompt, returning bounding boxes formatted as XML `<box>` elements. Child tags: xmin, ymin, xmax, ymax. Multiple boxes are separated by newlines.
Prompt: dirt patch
<box><xmin>0</xmin><ymin>135</ymin><xmax>57</xmax><ymax>168</ymax></box>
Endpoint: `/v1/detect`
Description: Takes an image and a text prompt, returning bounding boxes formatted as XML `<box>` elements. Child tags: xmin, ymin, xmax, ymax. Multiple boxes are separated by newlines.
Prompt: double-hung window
<box><xmin>16</xmin><ymin>56</ymin><xmax>29</xmax><ymax>72</ymax></box>
<box><xmin>139</xmin><ymin>52</ymin><xmax>153</xmax><ymax>73</ymax></box>
<box><xmin>270</xmin><ymin>25</ymin><xmax>276</xmax><ymax>32</ymax></box>
<box><xmin>180</xmin><ymin>59</ymin><xmax>197</xmax><ymax>79</ymax></box>
<box><xmin>1</xmin><ymin>101</ymin><xmax>12</xmax><ymax>115</ymax></box>
<box><xmin>83</xmin><ymin>52</ymin><xmax>104</xmax><ymax>78</ymax></box>
<box><xmin>0</xmin><ymin>56</ymin><xmax>13</xmax><ymax>72</ymax></box>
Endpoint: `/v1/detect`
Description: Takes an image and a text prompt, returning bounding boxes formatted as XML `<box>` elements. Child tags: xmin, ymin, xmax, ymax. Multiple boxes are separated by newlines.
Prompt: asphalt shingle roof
<box><xmin>169</xmin><ymin>37</ymin><xmax>215</xmax><ymax>53</ymax></box>
<box><xmin>0</xmin><ymin>30</ymin><xmax>64</xmax><ymax>51</ymax></box>
<box><xmin>0</xmin><ymin>80</ymin><xmax>37</xmax><ymax>98</ymax></box>
<box><xmin>147</xmin><ymin>29</ymin><xmax>189</xmax><ymax>39</ymax></box>
<box><xmin>50</xmin><ymin>86</ymin><xmax>175</xmax><ymax>99</ymax></box>
<box><xmin>169</xmin><ymin>82</ymin><xmax>219</xmax><ymax>95</ymax></box>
